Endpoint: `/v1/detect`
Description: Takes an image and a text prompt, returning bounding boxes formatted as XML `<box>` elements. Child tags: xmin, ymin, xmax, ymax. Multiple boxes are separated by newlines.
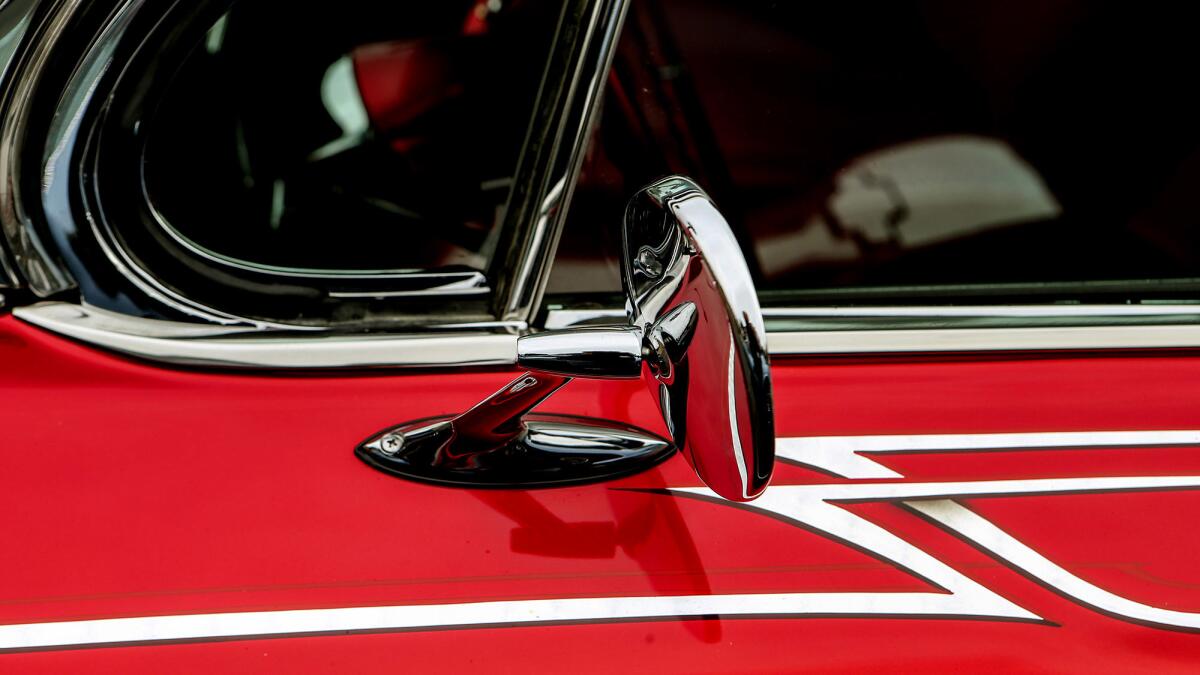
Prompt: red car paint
<box><xmin>3</xmin><ymin>315</ymin><xmax>1200</xmax><ymax>672</ymax></box>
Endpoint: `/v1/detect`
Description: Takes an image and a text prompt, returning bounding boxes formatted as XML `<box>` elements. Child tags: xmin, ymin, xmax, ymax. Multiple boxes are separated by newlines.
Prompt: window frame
<box><xmin>10</xmin><ymin>0</ymin><xmax>1200</xmax><ymax>367</ymax></box>
<box><xmin>1</xmin><ymin>0</ymin><xmax>627</xmax><ymax>333</ymax></box>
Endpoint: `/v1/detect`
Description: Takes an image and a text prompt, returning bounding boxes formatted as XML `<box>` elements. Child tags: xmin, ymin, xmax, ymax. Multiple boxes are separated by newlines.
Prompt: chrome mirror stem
<box><xmin>516</xmin><ymin>327</ymin><xmax>644</xmax><ymax>378</ymax></box>
<box><xmin>445</xmin><ymin>373</ymin><xmax>573</xmax><ymax>454</ymax></box>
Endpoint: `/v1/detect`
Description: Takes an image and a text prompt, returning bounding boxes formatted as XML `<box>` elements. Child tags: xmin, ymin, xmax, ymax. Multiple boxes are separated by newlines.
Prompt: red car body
<box><xmin>4</xmin><ymin>0</ymin><xmax>1200</xmax><ymax>672</ymax></box>
<box><xmin>4</xmin><ymin>314</ymin><xmax>1200</xmax><ymax>672</ymax></box>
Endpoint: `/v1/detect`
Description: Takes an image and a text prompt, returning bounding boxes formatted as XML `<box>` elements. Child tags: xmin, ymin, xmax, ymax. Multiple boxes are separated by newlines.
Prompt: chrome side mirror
<box><xmin>357</xmin><ymin>176</ymin><xmax>774</xmax><ymax>501</ymax></box>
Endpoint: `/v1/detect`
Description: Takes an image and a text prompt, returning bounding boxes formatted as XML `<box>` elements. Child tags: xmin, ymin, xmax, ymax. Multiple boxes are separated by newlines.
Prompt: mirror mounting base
<box><xmin>355</xmin><ymin>373</ymin><xmax>674</xmax><ymax>489</ymax></box>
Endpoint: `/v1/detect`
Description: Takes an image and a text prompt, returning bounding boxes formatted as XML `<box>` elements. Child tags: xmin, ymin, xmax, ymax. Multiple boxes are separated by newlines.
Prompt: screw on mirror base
<box><xmin>357</xmin><ymin>414</ymin><xmax>675</xmax><ymax>489</ymax></box>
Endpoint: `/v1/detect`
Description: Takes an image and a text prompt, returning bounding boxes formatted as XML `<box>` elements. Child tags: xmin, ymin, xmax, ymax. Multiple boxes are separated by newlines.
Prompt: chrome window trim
<box><xmin>545</xmin><ymin>304</ymin><xmax>1200</xmax><ymax>327</ymax></box>
<box><xmin>42</xmin><ymin>0</ymin><xmax>260</xmax><ymax>328</ymax></box>
<box><xmin>139</xmin><ymin>182</ymin><xmax>491</xmax><ymax>285</ymax></box>
<box><xmin>0</xmin><ymin>0</ymin><xmax>80</xmax><ymax>295</ymax></box>
<box><xmin>542</xmin><ymin>305</ymin><xmax>1200</xmax><ymax>355</ymax></box>
<box><xmin>764</xmin><ymin>305</ymin><xmax>1200</xmax><ymax>317</ymax></box>
<box><xmin>489</xmin><ymin>0</ymin><xmax>631</xmax><ymax>325</ymax></box>
<box><xmin>14</xmin><ymin>302</ymin><xmax>518</xmax><ymax>369</ymax></box>
<box><xmin>17</xmin><ymin>301</ymin><xmax>1200</xmax><ymax>370</ymax></box>
<box><xmin>0</xmin><ymin>0</ymin><xmax>34</xmax><ymax>288</ymax></box>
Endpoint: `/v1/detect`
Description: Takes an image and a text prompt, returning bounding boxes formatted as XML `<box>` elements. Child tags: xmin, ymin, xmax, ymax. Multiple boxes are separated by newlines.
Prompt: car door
<box><xmin>545</xmin><ymin>1</ymin><xmax>1200</xmax><ymax>671</ymax></box>
<box><xmin>4</xmin><ymin>0</ymin><xmax>1200</xmax><ymax>673</ymax></box>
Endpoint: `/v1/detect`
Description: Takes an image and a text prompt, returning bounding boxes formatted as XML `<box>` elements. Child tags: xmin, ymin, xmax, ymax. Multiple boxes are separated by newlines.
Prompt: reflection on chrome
<box><xmin>623</xmin><ymin>175</ymin><xmax>775</xmax><ymax>501</ymax></box>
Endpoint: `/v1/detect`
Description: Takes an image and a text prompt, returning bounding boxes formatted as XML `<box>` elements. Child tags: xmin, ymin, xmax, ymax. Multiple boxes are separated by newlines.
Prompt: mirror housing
<box><xmin>622</xmin><ymin>176</ymin><xmax>775</xmax><ymax>501</ymax></box>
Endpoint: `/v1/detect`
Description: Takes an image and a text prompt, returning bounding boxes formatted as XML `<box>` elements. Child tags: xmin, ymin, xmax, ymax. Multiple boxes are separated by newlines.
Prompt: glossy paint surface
<box><xmin>3</xmin><ymin>315</ymin><xmax>1200</xmax><ymax>672</ymax></box>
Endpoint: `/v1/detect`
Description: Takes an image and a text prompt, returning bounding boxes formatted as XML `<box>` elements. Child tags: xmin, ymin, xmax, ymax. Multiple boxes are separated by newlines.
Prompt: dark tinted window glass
<box><xmin>146</xmin><ymin>0</ymin><xmax>557</xmax><ymax>273</ymax></box>
<box><xmin>552</xmin><ymin>1</ymin><xmax>1200</xmax><ymax>303</ymax></box>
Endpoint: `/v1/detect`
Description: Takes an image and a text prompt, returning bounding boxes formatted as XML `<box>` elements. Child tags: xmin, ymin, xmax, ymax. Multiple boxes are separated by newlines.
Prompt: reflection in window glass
<box><xmin>552</xmin><ymin>0</ymin><xmax>1200</xmax><ymax>302</ymax></box>
<box><xmin>145</xmin><ymin>0</ymin><xmax>558</xmax><ymax>273</ymax></box>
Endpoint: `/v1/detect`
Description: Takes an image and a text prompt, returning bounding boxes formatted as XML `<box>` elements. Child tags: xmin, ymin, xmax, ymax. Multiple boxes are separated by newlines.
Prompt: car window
<box><xmin>144</xmin><ymin>0</ymin><xmax>558</xmax><ymax>275</ymax></box>
<box><xmin>549</xmin><ymin>0</ymin><xmax>1200</xmax><ymax>305</ymax></box>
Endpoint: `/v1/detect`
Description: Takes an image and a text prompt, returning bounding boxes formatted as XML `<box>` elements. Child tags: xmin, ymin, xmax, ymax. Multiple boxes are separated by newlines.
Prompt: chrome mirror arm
<box><xmin>428</xmin><ymin>326</ymin><xmax>647</xmax><ymax>455</ymax></box>
<box><xmin>516</xmin><ymin>327</ymin><xmax>645</xmax><ymax>378</ymax></box>
<box><xmin>442</xmin><ymin>372</ymin><xmax>573</xmax><ymax>456</ymax></box>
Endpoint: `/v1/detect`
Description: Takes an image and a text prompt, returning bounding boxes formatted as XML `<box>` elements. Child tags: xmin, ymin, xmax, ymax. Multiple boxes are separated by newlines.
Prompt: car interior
<box><xmin>552</xmin><ymin>0</ymin><xmax>1200</xmax><ymax>303</ymax></box>
<box><xmin>144</xmin><ymin>0</ymin><xmax>558</xmax><ymax>274</ymax></box>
